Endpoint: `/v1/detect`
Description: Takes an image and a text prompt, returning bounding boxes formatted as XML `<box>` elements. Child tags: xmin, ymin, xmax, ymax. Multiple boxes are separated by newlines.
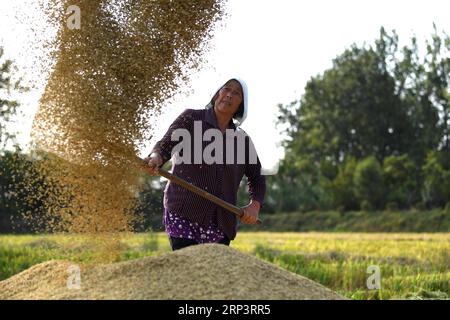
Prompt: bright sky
<box><xmin>1</xmin><ymin>0</ymin><xmax>450</xmax><ymax>174</ymax></box>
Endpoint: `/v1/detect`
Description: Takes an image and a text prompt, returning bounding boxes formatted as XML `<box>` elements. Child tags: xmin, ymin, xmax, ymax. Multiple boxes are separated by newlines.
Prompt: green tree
<box><xmin>330</xmin><ymin>157</ymin><xmax>358</xmax><ymax>211</ymax></box>
<box><xmin>392</xmin><ymin>33</ymin><xmax>441</xmax><ymax>166</ymax></box>
<box><xmin>133</xmin><ymin>175</ymin><xmax>165</xmax><ymax>232</ymax></box>
<box><xmin>425</xmin><ymin>25</ymin><xmax>450</xmax><ymax>154</ymax></box>
<box><xmin>0</xmin><ymin>47</ymin><xmax>29</xmax><ymax>232</ymax></box>
<box><xmin>421</xmin><ymin>150</ymin><xmax>450</xmax><ymax>208</ymax></box>
<box><xmin>354</xmin><ymin>156</ymin><xmax>384</xmax><ymax>210</ymax></box>
<box><xmin>262</xmin><ymin>152</ymin><xmax>333</xmax><ymax>213</ymax></box>
<box><xmin>382</xmin><ymin>154</ymin><xmax>417</xmax><ymax>208</ymax></box>
<box><xmin>279</xmin><ymin>37</ymin><xmax>412</xmax><ymax>166</ymax></box>
<box><xmin>0</xmin><ymin>151</ymin><xmax>48</xmax><ymax>233</ymax></box>
<box><xmin>0</xmin><ymin>46</ymin><xmax>26</xmax><ymax>150</ymax></box>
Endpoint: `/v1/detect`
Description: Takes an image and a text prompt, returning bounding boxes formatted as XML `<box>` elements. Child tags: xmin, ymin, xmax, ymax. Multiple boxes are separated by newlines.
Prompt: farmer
<box><xmin>144</xmin><ymin>78</ymin><xmax>266</xmax><ymax>250</ymax></box>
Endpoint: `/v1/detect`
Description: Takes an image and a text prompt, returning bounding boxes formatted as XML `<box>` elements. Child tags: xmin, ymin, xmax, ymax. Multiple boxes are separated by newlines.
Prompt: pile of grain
<box><xmin>0</xmin><ymin>244</ymin><xmax>345</xmax><ymax>300</ymax></box>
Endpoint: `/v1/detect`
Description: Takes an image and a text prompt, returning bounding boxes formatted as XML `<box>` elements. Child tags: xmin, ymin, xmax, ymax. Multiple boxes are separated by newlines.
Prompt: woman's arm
<box><xmin>148</xmin><ymin>109</ymin><xmax>194</xmax><ymax>165</ymax></box>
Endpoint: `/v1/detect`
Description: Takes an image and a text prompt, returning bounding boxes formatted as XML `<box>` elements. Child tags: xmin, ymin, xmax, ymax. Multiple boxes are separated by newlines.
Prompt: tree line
<box><xmin>264</xmin><ymin>26</ymin><xmax>450</xmax><ymax>213</ymax></box>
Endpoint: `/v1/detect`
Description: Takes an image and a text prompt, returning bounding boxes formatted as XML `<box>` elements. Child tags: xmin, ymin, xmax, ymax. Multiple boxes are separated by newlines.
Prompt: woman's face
<box><xmin>214</xmin><ymin>80</ymin><xmax>243</xmax><ymax>117</ymax></box>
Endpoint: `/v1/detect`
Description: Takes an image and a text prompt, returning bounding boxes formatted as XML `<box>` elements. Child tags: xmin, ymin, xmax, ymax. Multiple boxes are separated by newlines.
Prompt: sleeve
<box><xmin>148</xmin><ymin>109</ymin><xmax>194</xmax><ymax>166</ymax></box>
<box><xmin>244</xmin><ymin>136</ymin><xmax>266</xmax><ymax>206</ymax></box>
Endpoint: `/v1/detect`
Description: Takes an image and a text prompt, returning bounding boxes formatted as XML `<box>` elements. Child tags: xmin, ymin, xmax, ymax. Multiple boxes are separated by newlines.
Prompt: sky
<box><xmin>1</xmin><ymin>0</ymin><xmax>450</xmax><ymax>173</ymax></box>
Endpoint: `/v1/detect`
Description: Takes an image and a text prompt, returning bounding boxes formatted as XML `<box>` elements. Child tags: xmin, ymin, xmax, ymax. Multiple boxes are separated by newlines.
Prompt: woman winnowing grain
<box><xmin>144</xmin><ymin>78</ymin><xmax>266</xmax><ymax>251</ymax></box>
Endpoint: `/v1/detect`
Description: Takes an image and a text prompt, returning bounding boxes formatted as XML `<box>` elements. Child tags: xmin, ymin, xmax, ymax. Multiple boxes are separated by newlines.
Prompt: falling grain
<box><xmin>11</xmin><ymin>0</ymin><xmax>226</xmax><ymax>256</ymax></box>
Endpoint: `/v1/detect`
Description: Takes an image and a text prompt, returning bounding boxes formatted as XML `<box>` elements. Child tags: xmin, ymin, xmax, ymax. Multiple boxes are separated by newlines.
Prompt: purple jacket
<box><xmin>150</xmin><ymin>107</ymin><xmax>266</xmax><ymax>240</ymax></box>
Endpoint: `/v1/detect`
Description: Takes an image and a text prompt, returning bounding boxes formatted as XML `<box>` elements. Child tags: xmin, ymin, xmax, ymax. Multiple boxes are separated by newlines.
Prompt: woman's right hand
<box><xmin>143</xmin><ymin>153</ymin><xmax>163</xmax><ymax>175</ymax></box>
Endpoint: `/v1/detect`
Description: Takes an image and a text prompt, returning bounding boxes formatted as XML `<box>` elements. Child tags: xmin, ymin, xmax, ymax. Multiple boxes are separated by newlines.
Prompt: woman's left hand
<box><xmin>240</xmin><ymin>200</ymin><xmax>261</xmax><ymax>225</ymax></box>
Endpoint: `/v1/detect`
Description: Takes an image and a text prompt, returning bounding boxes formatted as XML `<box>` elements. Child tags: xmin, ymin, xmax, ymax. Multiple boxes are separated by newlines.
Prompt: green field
<box><xmin>0</xmin><ymin>232</ymin><xmax>448</xmax><ymax>300</ymax></box>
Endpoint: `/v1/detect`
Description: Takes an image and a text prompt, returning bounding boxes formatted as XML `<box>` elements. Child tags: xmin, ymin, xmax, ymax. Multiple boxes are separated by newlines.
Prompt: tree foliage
<box><xmin>274</xmin><ymin>26</ymin><xmax>450</xmax><ymax>212</ymax></box>
<box><xmin>0</xmin><ymin>46</ymin><xmax>27</xmax><ymax>149</ymax></box>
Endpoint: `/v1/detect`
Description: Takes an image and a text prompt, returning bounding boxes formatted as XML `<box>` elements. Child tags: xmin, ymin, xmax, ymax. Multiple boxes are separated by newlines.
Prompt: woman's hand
<box><xmin>143</xmin><ymin>153</ymin><xmax>163</xmax><ymax>175</ymax></box>
<box><xmin>240</xmin><ymin>200</ymin><xmax>261</xmax><ymax>225</ymax></box>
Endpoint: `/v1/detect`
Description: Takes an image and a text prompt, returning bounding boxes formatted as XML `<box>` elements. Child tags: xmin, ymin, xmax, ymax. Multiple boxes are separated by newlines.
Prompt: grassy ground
<box><xmin>0</xmin><ymin>232</ymin><xmax>448</xmax><ymax>300</ymax></box>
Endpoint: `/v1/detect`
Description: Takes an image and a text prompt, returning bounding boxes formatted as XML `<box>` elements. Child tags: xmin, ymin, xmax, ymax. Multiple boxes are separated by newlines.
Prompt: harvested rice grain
<box><xmin>0</xmin><ymin>244</ymin><xmax>346</xmax><ymax>300</ymax></box>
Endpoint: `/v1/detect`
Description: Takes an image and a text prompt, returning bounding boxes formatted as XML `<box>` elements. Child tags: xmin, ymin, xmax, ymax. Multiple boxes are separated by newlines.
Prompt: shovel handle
<box><xmin>139</xmin><ymin>157</ymin><xmax>261</xmax><ymax>224</ymax></box>
<box><xmin>158</xmin><ymin>168</ymin><xmax>262</xmax><ymax>225</ymax></box>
